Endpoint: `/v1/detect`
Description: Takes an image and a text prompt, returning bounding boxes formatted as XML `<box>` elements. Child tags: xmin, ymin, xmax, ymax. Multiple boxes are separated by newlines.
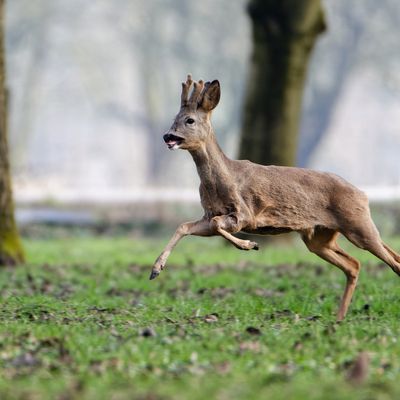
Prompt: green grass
<box><xmin>1</xmin><ymin>234</ymin><xmax>400</xmax><ymax>399</ymax></box>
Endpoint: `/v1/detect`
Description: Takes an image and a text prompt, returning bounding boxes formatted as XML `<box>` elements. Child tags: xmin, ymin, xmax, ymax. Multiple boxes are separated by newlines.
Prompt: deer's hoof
<box><xmin>149</xmin><ymin>269</ymin><xmax>160</xmax><ymax>280</ymax></box>
<box><xmin>239</xmin><ymin>240</ymin><xmax>259</xmax><ymax>251</ymax></box>
<box><xmin>248</xmin><ymin>241</ymin><xmax>259</xmax><ymax>250</ymax></box>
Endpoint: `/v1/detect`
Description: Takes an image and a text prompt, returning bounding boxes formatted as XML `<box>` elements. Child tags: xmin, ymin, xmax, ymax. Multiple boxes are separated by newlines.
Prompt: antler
<box><xmin>180</xmin><ymin>74</ymin><xmax>205</xmax><ymax>110</ymax></box>
<box><xmin>180</xmin><ymin>74</ymin><xmax>193</xmax><ymax>108</ymax></box>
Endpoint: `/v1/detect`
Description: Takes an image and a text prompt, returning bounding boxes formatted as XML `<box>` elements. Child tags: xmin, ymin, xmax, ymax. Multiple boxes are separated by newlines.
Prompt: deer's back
<box><xmin>234</xmin><ymin>162</ymin><xmax>369</xmax><ymax>233</ymax></box>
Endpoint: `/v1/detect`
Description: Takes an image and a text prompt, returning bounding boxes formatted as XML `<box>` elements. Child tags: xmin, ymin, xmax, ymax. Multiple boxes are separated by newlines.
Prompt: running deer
<box><xmin>150</xmin><ymin>74</ymin><xmax>400</xmax><ymax>321</ymax></box>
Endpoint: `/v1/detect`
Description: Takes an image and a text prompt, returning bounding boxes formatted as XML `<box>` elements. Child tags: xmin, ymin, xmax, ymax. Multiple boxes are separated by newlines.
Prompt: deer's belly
<box><xmin>242</xmin><ymin>226</ymin><xmax>293</xmax><ymax>235</ymax></box>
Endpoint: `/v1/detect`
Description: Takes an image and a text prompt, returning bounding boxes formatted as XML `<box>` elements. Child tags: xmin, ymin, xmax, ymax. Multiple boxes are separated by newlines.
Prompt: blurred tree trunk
<box><xmin>239</xmin><ymin>0</ymin><xmax>326</xmax><ymax>166</ymax></box>
<box><xmin>0</xmin><ymin>0</ymin><xmax>24</xmax><ymax>266</ymax></box>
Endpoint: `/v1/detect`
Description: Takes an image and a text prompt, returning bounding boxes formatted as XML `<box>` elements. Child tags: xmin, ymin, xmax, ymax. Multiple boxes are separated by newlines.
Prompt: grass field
<box><xmin>1</xmin><ymin>233</ymin><xmax>400</xmax><ymax>399</ymax></box>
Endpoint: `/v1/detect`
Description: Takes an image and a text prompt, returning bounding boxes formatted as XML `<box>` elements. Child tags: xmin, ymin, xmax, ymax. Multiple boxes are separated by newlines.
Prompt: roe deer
<box><xmin>150</xmin><ymin>74</ymin><xmax>400</xmax><ymax>321</ymax></box>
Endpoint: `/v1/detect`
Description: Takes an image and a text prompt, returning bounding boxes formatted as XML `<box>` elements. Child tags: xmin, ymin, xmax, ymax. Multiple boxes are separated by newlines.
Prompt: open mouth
<box><xmin>163</xmin><ymin>133</ymin><xmax>185</xmax><ymax>150</ymax></box>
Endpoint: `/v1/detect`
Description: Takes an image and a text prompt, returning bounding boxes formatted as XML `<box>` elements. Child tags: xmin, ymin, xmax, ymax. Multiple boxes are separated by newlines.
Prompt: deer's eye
<box><xmin>186</xmin><ymin>118</ymin><xmax>195</xmax><ymax>125</ymax></box>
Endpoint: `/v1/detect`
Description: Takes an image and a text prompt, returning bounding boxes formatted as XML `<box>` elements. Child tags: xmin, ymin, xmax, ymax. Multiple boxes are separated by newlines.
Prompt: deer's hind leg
<box><xmin>341</xmin><ymin>220</ymin><xmax>400</xmax><ymax>276</ymax></box>
<box><xmin>382</xmin><ymin>243</ymin><xmax>400</xmax><ymax>264</ymax></box>
<box><xmin>302</xmin><ymin>228</ymin><xmax>361</xmax><ymax>321</ymax></box>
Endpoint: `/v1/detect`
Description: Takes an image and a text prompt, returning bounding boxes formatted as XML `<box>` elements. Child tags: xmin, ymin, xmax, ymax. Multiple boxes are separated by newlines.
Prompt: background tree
<box><xmin>239</xmin><ymin>0</ymin><xmax>325</xmax><ymax>166</ymax></box>
<box><xmin>299</xmin><ymin>0</ymin><xmax>400</xmax><ymax>167</ymax></box>
<box><xmin>0</xmin><ymin>0</ymin><xmax>24</xmax><ymax>265</ymax></box>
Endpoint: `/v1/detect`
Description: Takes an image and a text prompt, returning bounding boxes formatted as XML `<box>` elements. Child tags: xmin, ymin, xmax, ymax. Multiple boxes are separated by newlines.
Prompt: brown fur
<box><xmin>150</xmin><ymin>75</ymin><xmax>400</xmax><ymax>321</ymax></box>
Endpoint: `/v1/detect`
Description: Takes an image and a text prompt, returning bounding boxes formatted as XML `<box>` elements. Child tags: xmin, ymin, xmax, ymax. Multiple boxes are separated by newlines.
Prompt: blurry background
<box><xmin>5</xmin><ymin>0</ymin><xmax>400</xmax><ymax>231</ymax></box>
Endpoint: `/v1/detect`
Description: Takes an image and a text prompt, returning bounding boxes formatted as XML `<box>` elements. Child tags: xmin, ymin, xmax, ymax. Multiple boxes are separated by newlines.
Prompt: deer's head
<box><xmin>163</xmin><ymin>74</ymin><xmax>220</xmax><ymax>151</ymax></box>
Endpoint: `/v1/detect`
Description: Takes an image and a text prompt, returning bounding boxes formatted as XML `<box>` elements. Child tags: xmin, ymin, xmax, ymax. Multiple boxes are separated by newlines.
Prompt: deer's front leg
<box><xmin>150</xmin><ymin>219</ymin><xmax>212</xmax><ymax>280</ymax></box>
<box><xmin>211</xmin><ymin>215</ymin><xmax>259</xmax><ymax>251</ymax></box>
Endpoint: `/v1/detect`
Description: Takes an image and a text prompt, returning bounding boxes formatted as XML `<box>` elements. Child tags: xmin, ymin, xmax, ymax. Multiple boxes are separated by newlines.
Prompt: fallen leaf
<box><xmin>204</xmin><ymin>314</ymin><xmax>218</xmax><ymax>323</ymax></box>
<box><xmin>193</xmin><ymin>309</ymin><xmax>201</xmax><ymax>318</ymax></box>
<box><xmin>239</xmin><ymin>341</ymin><xmax>261</xmax><ymax>353</ymax></box>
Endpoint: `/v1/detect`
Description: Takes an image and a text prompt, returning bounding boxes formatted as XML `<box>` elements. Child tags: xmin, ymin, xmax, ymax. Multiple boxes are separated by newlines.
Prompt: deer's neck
<box><xmin>189</xmin><ymin>134</ymin><xmax>231</xmax><ymax>188</ymax></box>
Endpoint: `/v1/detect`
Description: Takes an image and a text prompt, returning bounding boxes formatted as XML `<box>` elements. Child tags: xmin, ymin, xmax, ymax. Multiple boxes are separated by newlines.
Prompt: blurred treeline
<box><xmin>5</xmin><ymin>0</ymin><xmax>400</xmax><ymax>200</ymax></box>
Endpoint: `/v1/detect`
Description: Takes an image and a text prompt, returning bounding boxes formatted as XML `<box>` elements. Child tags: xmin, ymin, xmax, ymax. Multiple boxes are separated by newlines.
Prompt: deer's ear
<box><xmin>199</xmin><ymin>80</ymin><xmax>220</xmax><ymax>112</ymax></box>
